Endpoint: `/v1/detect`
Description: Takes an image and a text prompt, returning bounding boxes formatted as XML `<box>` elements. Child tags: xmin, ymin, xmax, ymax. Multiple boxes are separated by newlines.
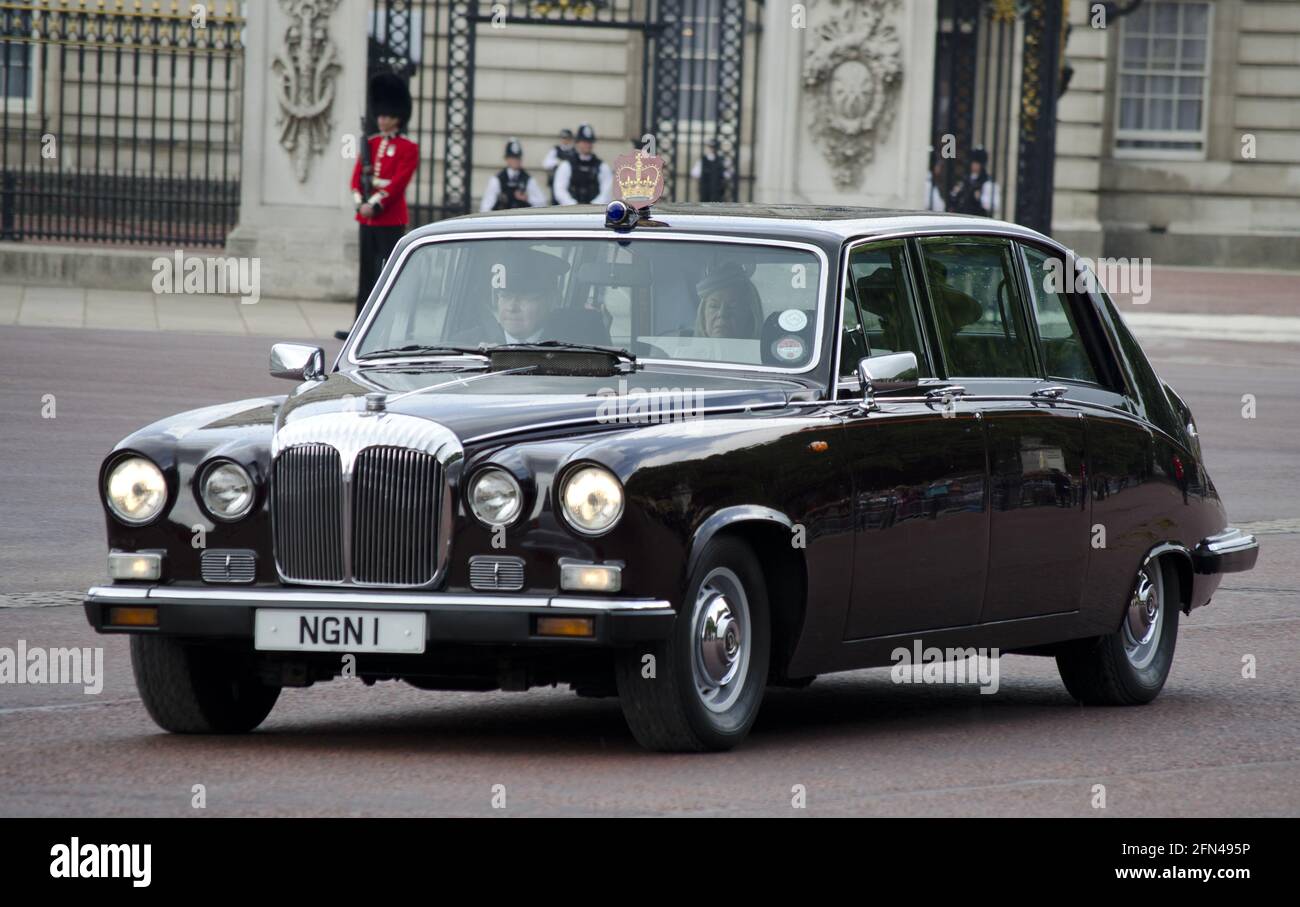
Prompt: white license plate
<box><xmin>254</xmin><ymin>610</ymin><xmax>426</xmax><ymax>654</ymax></box>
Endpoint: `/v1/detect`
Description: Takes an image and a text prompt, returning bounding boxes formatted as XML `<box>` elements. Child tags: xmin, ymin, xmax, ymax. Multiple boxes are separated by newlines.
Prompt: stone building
<box><xmin>0</xmin><ymin>0</ymin><xmax>1296</xmax><ymax>300</ymax></box>
<box><xmin>1054</xmin><ymin>0</ymin><xmax>1300</xmax><ymax>266</ymax></box>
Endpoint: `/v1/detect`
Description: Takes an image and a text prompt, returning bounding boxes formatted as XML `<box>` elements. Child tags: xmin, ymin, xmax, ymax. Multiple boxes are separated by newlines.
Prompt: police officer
<box><xmin>948</xmin><ymin>145</ymin><xmax>1000</xmax><ymax>218</ymax></box>
<box><xmin>340</xmin><ymin>71</ymin><xmax>419</xmax><ymax>338</ymax></box>
<box><xmin>553</xmin><ymin>123</ymin><xmax>612</xmax><ymax>205</ymax></box>
<box><xmin>690</xmin><ymin>138</ymin><xmax>732</xmax><ymax>202</ymax></box>
<box><xmin>479</xmin><ymin>138</ymin><xmax>546</xmax><ymax>212</ymax></box>
<box><xmin>542</xmin><ymin>128</ymin><xmax>575</xmax><ymax>204</ymax></box>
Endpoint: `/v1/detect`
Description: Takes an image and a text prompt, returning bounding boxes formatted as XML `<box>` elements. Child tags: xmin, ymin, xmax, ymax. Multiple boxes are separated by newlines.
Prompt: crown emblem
<box><xmin>613</xmin><ymin>150</ymin><xmax>665</xmax><ymax>209</ymax></box>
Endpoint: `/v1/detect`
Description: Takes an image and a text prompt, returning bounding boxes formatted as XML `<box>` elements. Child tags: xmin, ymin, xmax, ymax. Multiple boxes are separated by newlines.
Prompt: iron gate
<box><xmin>0</xmin><ymin>0</ymin><xmax>244</xmax><ymax>246</ymax></box>
<box><xmin>930</xmin><ymin>0</ymin><xmax>1066</xmax><ymax>234</ymax></box>
<box><xmin>367</xmin><ymin>0</ymin><xmax>761</xmax><ymax>224</ymax></box>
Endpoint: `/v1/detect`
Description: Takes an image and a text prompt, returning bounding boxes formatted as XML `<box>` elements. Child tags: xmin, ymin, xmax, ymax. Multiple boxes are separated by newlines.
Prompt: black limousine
<box><xmin>86</xmin><ymin>203</ymin><xmax>1258</xmax><ymax>751</ymax></box>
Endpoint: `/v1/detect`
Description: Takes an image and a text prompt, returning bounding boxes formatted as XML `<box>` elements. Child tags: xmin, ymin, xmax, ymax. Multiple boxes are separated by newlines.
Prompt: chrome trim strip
<box><xmin>549</xmin><ymin>596</ymin><xmax>671</xmax><ymax>612</ymax></box>
<box><xmin>462</xmin><ymin>400</ymin><xmax>791</xmax><ymax>444</ymax></box>
<box><xmin>87</xmin><ymin>585</ymin><xmax>153</xmax><ymax>599</ymax></box>
<box><xmin>272</xmin><ymin>411</ymin><xmax>463</xmax><ymax>470</ymax></box>
<box><xmin>339</xmin><ymin>230</ymin><xmax>832</xmax><ymax>377</ymax></box>
<box><xmin>86</xmin><ymin>585</ymin><xmax>671</xmax><ymax>612</ymax></box>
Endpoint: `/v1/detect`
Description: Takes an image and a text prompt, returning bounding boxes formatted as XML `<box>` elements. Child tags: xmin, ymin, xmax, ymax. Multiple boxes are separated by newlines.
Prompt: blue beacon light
<box><xmin>605</xmin><ymin>200</ymin><xmax>630</xmax><ymax>226</ymax></box>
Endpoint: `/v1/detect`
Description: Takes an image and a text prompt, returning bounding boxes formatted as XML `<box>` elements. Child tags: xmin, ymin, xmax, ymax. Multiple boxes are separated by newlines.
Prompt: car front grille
<box><xmin>272</xmin><ymin>443</ymin><xmax>443</xmax><ymax>587</ymax></box>
<box><xmin>352</xmin><ymin>446</ymin><xmax>442</xmax><ymax>586</ymax></box>
<box><xmin>273</xmin><ymin>445</ymin><xmax>346</xmax><ymax>583</ymax></box>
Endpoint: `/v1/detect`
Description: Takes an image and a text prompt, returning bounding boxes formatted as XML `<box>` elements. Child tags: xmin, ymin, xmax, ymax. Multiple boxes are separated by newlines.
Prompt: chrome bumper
<box><xmin>1193</xmin><ymin>528</ymin><xmax>1260</xmax><ymax>575</ymax></box>
<box><xmin>84</xmin><ymin>585</ymin><xmax>676</xmax><ymax>645</ymax></box>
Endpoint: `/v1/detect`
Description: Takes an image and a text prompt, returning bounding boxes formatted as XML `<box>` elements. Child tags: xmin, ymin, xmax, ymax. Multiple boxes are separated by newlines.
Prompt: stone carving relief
<box><xmin>803</xmin><ymin>0</ymin><xmax>904</xmax><ymax>189</ymax></box>
<box><xmin>273</xmin><ymin>0</ymin><xmax>343</xmax><ymax>183</ymax></box>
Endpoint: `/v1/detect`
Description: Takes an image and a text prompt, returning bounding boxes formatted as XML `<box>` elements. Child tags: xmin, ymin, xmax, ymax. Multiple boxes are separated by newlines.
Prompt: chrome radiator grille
<box><xmin>201</xmin><ymin>549</ymin><xmax>257</xmax><ymax>584</ymax></box>
<box><xmin>273</xmin><ymin>445</ymin><xmax>345</xmax><ymax>583</ymax></box>
<box><xmin>271</xmin><ymin>443</ymin><xmax>442</xmax><ymax>587</ymax></box>
<box><xmin>352</xmin><ymin>446</ymin><xmax>442</xmax><ymax>586</ymax></box>
<box><xmin>469</xmin><ymin>555</ymin><xmax>526</xmax><ymax>591</ymax></box>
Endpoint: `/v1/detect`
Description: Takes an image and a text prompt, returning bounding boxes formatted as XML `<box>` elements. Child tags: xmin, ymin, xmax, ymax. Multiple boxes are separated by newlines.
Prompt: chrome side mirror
<box><xmin>270</xmin><ymin>342</ymin><xmax>325</xmax><ymax>381</ymax></box>
<box><xmin>856</xmin><ymin>351</ymin><xmax>919</xmax><ymax>410</ymax></box>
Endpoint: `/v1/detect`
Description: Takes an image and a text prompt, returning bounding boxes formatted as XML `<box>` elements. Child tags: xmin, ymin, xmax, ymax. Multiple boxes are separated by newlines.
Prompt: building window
<box><xmin>1115</xmin><ymin>1</ymin><xmax>1213</xmax><ymax>156</ymax></box>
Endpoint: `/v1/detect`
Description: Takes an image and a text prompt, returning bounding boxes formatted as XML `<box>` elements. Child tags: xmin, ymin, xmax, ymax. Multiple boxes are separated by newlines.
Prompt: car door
<box><xmin>837</xmin><ymin>238</ymin><xmax>989</xmax><ymax>640</ymax></box>
<box><xmin>1024</xmin><ymin>247</ymin><xmax>1172</xmax><ymax>634</ymax></box>
<box><xmin>914</xmin><ymin>235</ymin><xmax>1090</xmax><ymax>624</ymax></box>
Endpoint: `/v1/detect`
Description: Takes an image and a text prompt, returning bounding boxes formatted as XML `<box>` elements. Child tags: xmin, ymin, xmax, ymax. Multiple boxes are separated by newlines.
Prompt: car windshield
<box><xmin>353</xmin><ymin>236</ymin><xmax>825</xmax><ymax>370</ymax></box>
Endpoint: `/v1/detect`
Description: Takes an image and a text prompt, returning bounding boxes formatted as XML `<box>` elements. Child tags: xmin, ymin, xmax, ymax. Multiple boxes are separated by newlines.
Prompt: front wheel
<box><xmin>131</xmin><ymin>636</ymin><xmax>280</xmax><ymax>733</ymax></box>
<box><xmin>1056</xmin><ymin>557</ymin><xmax>1180</xmax><ymax>705</ymax></box>
<box><xmin>615</xmin><ymin>537</ymin><xmax>771</xmax><ymax>752</ymax></box>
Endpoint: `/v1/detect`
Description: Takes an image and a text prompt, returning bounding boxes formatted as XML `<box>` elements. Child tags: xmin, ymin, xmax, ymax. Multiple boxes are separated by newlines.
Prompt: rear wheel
<box><xmin>131</xmin><ymin>636</ymin><xmax>280</xmax><ymax>733</ymax></box>
<box><xmin>1056</xmin><ymin>557</ymin><xmax>1180</xmax><ymax>705</ymax></box>
<box><xmin>615</xmin><ymin>537</ymin><xmax>771</xmax><ymax>751</ymax></box>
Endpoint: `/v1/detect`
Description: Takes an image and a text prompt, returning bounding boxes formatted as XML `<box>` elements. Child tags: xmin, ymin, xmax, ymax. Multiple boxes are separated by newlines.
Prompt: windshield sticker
<box><xmin>773</xmin><ymin>336</ymin><xmax>805</xmax><ymax>362</ymax></box>
<box><xmin>778</xmin><ymin>309</ymin><xmax>808</xmax><ymax>332</ymax></box>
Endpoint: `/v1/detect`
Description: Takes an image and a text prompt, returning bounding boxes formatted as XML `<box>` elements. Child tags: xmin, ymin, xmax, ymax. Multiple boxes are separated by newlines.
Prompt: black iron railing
<box><xmin>930</xmin><ymin>0</ymin><xmax>1065</xmax><ymax>235</ymax></box>
<box><xmin>366</xmin><ymin>0</ymin><xmax>759</xmax><ymax>226</ymax></box>
<box><xmin>0</xmin><ymin>0</ymin><xmax>244</xmax><ymax>247</ymax></box>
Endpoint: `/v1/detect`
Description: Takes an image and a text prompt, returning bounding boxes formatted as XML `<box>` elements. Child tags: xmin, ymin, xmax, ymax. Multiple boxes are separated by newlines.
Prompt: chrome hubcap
<box><xmin>1122</xmin><ymin>563</ymin><xmax>1164</xmax><ymax>669</ymax></box>
<box><xmin>691</xmin><ymin>568</ymin><xmax>750</xmax><ymax>713</ymax></box>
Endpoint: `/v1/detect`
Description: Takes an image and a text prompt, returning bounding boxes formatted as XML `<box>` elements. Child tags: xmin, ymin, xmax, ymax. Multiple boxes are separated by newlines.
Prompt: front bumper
<box><xmin>1193</xmin><ymin>527</ymin><xmax>1260</xmax><ymax>575</ymax></box>
<box><xmin>84</xmin><ymin>585</ymin><xmax>675</xmax><ymax>646</ymax></box>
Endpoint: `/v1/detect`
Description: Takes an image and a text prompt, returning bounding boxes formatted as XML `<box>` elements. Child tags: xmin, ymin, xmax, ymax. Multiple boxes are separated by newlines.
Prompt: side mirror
<box><xmin>270</xmin><ymin>342</ymin><xmax>325</xmax><ymax>381</ymax></box>
<box><xmin>856</xmin><ymin>351</ymin><xmax>919</xmax><ymax>409</ymax></box>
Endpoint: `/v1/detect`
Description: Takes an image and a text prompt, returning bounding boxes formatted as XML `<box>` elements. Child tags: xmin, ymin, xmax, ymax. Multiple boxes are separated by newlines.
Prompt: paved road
<box><xmin>0</xmin><ymin>318</ymin><xmax>1296</xmax><ymax>817</ymax></box>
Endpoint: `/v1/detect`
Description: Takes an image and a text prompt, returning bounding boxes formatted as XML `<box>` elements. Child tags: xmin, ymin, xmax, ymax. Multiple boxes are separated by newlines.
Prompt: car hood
<box><xmin>276</xmin><ymin>367</ymin><xmax>816</xmax><ymax>446</ymax></box>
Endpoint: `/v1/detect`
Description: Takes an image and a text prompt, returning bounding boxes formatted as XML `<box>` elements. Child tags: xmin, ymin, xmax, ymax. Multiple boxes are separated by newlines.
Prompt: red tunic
<box><xmin>351</xmin><ymin>133</ymin><xmax>419</xmax><ymax>227</ymax></box>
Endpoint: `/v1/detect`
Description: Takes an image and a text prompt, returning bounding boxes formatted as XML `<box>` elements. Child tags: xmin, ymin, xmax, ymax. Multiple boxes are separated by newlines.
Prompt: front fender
<box><xmin>687</xmin><ymin>505</ymin><xmax>795</xmax><ymax>578</ymax></box>
<box><xmin>99</xmin><ymin>397</ymin><xmax>283</xmax><ymax>583</ymax></box>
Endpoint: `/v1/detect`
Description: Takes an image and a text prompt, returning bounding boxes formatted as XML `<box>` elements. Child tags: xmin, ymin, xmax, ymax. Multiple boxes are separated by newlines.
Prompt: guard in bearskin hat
<box><xmin>552</xmin><ymin>123</ymin><xmax>612</xmax><ymax>205</ymax></box>
<box><xmin>340</xmin><ymin>70</ymin><xmax>420</xmax><ymax>337</ymax></box>
<box><xmin>479</xmin><ymin>137</ymin><xmax>547</xmax><ymax>211</ymax></box>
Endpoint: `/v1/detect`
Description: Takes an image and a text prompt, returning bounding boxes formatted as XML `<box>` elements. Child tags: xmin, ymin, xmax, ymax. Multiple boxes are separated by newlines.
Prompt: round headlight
<box><xmin>200</xmin><ymin>461</ymin><xmax>255</xmax><ymax>521</ymax></box>
<box><xmin>105</xmin><ymin>456</ymin><xmax>168</xmax><ymax>526</ymax></box>
<box><xmin>561</xmin><ymin>465</ymin><xmax>624</xmax><ymax>535</ymax></box>
<box><xmin>468</xmin><ymin>468</ymin><xmax>523</xmax><ymax>527</ymax></box>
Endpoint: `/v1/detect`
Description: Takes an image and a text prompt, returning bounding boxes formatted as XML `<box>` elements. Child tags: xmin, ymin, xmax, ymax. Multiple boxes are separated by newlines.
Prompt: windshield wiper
<box><xmin>356</xmin><ymin>344</ymin><xmax>490</xmax><ymax>361</ymax></box>
<box><xmin>486</xmin><ymin>340</ymin><xmax>638</xmax><ymax>365</ymax></box>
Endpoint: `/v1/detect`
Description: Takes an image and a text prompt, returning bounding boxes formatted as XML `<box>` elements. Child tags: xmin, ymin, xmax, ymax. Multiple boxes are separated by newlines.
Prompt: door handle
<box><xmin>1031</xmin><ymin>385</ymin><xmax>1068</xmax><ymax>399</ymax></box>
<box><xmin>925</xmin><ymin>384</ymin><xmax>966</xmax><ymax>399</ymax></box>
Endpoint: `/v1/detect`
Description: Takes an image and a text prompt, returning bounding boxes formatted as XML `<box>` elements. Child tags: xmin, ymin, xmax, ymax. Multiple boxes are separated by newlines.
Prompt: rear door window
<box><xmin>916</xmin><ymin>237</ymin><xmax>1038</xmax><ymax>379</ymax></box>
<box><xmin>1021</xmin><ymin>245</ymin><xmax>1102</xmax><ymax>385</ymax></box>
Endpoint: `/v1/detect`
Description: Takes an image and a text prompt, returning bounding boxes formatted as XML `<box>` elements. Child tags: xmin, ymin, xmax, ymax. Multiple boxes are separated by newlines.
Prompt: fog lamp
<box><xmin>560</xmin><ymin>562</ymin><xmax>622</xmax><ymax>593</ymax></box>
<box><xmin>108</xmin><ymin>551</ymin><xmax>163</xmax><ymax>581</ymax></box>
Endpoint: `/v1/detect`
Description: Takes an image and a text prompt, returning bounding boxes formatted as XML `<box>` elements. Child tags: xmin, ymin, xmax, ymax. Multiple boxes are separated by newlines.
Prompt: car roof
<box><xmin>407</xmin><ymin>203</ymin><xmax>1056</xmax><ymax>248</ymax></box>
